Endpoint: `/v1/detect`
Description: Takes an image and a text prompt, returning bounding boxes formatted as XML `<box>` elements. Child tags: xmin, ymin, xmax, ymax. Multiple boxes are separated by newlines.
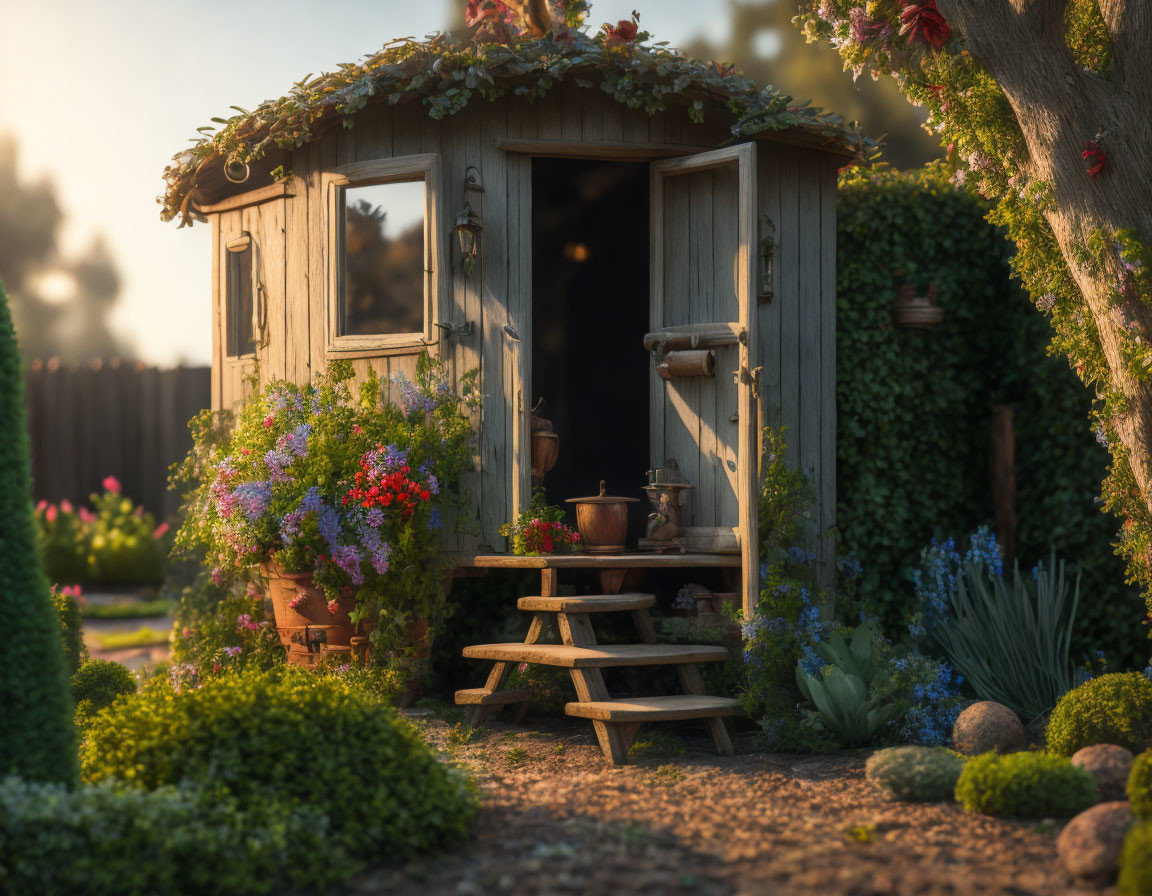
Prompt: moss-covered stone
<box><xmin>865</xmin><ymin>746</ymin><xmax>965</xmax><ymax>802</ymax></box>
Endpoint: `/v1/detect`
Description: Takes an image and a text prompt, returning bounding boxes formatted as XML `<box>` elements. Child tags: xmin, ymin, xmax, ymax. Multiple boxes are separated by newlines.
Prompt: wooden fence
<box><xmin>24</xmin><ymin>360</ymin><xmax>211</xmax><ymax>521</ymax></box>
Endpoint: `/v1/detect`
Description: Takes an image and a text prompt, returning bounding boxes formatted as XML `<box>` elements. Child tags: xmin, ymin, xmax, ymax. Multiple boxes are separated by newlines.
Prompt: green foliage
<box><xmin>51</xmin><ymin>585</ymin><xmax>87</xmax><ymax>674</ymax></box>
<box><xmin>835</xmin><ymin>166</ymin><xmax>1145</xmax><ymax>665</ymax></box>
<box><xmin>170</xmin><ymin>572</ymin><xmax>283</xmax><ymax>681</ymax></box>
<box><xmin>796</xmin><ymin>624</ymin><xmax>902</xmax><ymax>746</ymax></box>
<box><xmin>0</xmin><ymin>279</ymin><xmax>76</xmax><ymax>784</ymax></box>
<box><xmin>865</xmin><ymin>746</ymin><xmax>965</xmax><ymax>802</ymax></box>
<box><xmin>81</xmin><ymin>668</ymin><xmax>476</xmax><ymax>859</ymax></box>
<box><xmin>1119</xmin><ymin>820</ymin><xmax>1152</xmax><ymax>896</ymax></box>
<box><xmin>801</xmin><ymin>0</ymin><xmax>1152</xmax><ymax>671</ymax></box>
<box><xmin>955</xmin><ymin>751</ymin><xmax>1097</xmax><ymax>818</ymax></box>
<box><xmin>173</xmin><ymin>354</ymin><xmax>478</xmax><ymax>659</ymax></box>
<box><xmin>1129</xmin><ymin>750</ymin><xmax>1152</xmax><ymax>819</ymax></box>
<box><xmin>36</xmin><ymin>484</ymin><xmax>170</xmax><ymax>586</ymax></box>
<box><xmin>1045</xmin><ymin>672</ymin><xmax>1152</xmax><ymax>756</ymax></box>
<box><xmin>162</xmin><ymin>28</ymin><xmax>866</xmax><ymax>227</ymax></box>
<box><xmin>934</xmin><ymin>555</ymin><xmax>1079</xmax><ymax>723</ymax></box>
<box><xmin>82</xmin><ymin>596</ymin><xmax>170</xmax><ymax>620</ymax></box>
<box><xmin>71</xmin><ymin>660</ymin><xmax>136</xmax><ymax>729</ymax></box>
<box><xmin>0</xmin><ymin>777</ymin><xmax>345</xmax><ymax>896</ymax></box>
<box><xmin>505</xmin><ymin>662</ymin><xmax>571</xmax><ymax>715</ymax></box>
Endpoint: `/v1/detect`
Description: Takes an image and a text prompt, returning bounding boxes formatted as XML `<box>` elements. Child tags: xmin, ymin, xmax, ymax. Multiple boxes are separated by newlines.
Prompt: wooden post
<box><xmin>989</xmin><ymin>404</ymin><xmax>1017</xmax><ymax>564</ymax></box>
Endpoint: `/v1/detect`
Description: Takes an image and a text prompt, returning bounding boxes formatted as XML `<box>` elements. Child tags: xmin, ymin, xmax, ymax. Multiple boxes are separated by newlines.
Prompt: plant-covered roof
<box><xmin>162</xmin><ymin>21</ymin><xmax>870</xmax><ymax>227</ymax></box>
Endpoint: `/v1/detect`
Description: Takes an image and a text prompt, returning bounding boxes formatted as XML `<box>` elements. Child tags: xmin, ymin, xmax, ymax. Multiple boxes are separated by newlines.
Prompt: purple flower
<box><xmin>330</xmin><ymin>544</ymin><xmax>365</xmax><ymax>585</ymax></box>
<box><xmin>233</xmin><ymin>481</ymin><xmax>273</xmax><ymax>521</ymax></box>
<box><xmin>223</xmin><ymin>645</ymin><xmax>242</xmax><ymax>658</ymax></box>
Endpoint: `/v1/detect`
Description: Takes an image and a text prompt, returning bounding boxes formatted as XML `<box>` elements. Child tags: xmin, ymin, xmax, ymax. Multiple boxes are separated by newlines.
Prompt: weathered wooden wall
<box><xmin>25</xmin><ymin>361</ymin><xmax>210</xmax><ymax>520</ymax></box>
<box><xmin>208</xmin><ymin>82</ymin><xmax>838</xmax><ymax>563</ymax></box>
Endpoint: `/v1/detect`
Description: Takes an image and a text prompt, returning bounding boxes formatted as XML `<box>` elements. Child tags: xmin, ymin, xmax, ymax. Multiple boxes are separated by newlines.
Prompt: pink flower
<box><xmin>60</xmin><ymin>499</ymin><xmax>73</xmax><ymax>513</ymax></box>
<box><xmin>327</xmin><ymin>599</ymin><xmax>341</xmax><ymax>615</ymax></box>
<box><xmin>153</xmin><ymin>522</ymin><xmax>170</xmax><ymax>540</ymax></box>
<box><xmin>353</xmin><ymin>425</ymin><xmax>363</xmax><ymax>435</ymax></box>
<box><xmin>134</xmin><ymin>505</ymin><xmax>145</xmax><ymax>518</ymax></box>
<box><xmin>45</xmin><ymin>505</ymin><xmax>57</xmax><ymax>523</ymax></box>
<box><xmin>102</xmin><ymin>475</ymin><xmax>121</xmax><ymax>494</ymax></box>
<box><xmin>262</xmin><ymin>416</ymin><xmax>275</xmax><ymax>428</ymax></box>
<box><xmin>35</xmin><ymin>500</ymin><xmax>47</xmax><ymax>513</ymax></box>
<box><xmin>79</xmin><ymin>507</ymin><xmax>96</xmax><ymax>523</ymax></box>
<box><xmin>211</xmin><ymin>566</ymin><xmax>224</xmax><ymax>586</ymax></box>
<box><xmin>899</xmin><ymin>1</ymin><xmax>950</xmax><ymax>48</ymax></box>
<box><xmin>236</xmin><ymin>613</ymin><xmax>259</xmax><ymax>632</ymax></box>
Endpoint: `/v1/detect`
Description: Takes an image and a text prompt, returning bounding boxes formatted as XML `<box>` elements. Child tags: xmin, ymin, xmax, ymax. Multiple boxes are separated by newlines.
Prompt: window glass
<box><xmin>342</xmin><ymin>180</ymin><xmax>425</xmax><ymax>336</ymax></box>
<box><xmin>226</xmin><ymin>243</ymin><xmax>255</xmax><ymax>357</ymax></box>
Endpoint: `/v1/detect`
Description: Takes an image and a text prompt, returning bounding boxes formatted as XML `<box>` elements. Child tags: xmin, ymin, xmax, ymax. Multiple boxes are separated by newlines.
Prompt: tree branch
<box><xmin>1098</xmin><ymin>0</ymin><xmax>1152</xmax><ymax>95</ymax></box>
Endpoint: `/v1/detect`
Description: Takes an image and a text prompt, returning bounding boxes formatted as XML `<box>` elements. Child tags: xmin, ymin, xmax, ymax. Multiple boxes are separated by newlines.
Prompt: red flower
<box><xmin>604</xmin><ymin>18</ymin><xmax>638</xmax><ymax>47</ymax></box>
<box><xmin>1083</xmin><ymin>133</ymin><xmax>1107</xmax><ymax>180</ymax></box>
<box><xmin>420</xmin><ymin>490</ymin><xmax>431</xmax><ymax>501</ymax></box>
<box><xmin>900</xmin><ymin>1</ymin><xmax>950</xmax><ymax>48</ymax></box>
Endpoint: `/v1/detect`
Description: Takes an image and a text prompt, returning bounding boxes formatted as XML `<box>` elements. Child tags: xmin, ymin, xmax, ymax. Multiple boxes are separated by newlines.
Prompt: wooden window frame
<box><xmin>224</xmin><ymin>232</ymin><xmax>259</xmax><ymax>360</ymax></box>
<box><xmin>324</xmin><ymin>154</ymin><xmax>442</xmax><ymax>356</ymax></box>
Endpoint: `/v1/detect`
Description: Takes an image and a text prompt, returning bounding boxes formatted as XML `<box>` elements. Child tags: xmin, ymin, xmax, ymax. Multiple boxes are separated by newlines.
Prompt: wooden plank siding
<box><xmin>204</xmin><ymin>86</ymin><xmax>839</xmax><ymax>564</ymax></box>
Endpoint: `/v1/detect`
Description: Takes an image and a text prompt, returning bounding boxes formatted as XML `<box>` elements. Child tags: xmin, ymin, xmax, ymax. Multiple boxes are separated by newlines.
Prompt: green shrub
<box><xmin>954</xmin><ymin>751</ymin><xmax>1097</xmax><ymax>818</ymax></box>
<box><xmin>1119</xmin><ymin>820</ymin><xmax>1152</xmax><ymax>896</ymax></box>
<box><xmin>1129</xmin><ymin>750</ymin><xmax>1152</xmax><ymax>819</ymax></box>
<box><xmin>836</xmin><ymin>167</ymin><xmax>1145</xmax><ymax>666</ymax></box>
<box><xmin>1045</xmin><ymin>672</ymin><xmax>1152</xmax><ymax>756</ymax></box>
<box><xmin>170</xmin><ymin>572</ymin><xmax>283</xmax><ymax>680</ymax></box>
<box><xmin>81</xmin><ymin>669</ymin><xmax>476</xmax><ymax>859</ymax></box>
<box><xmin>51</xmin><ymin>585</ymin><xmax>87</xmax><ymax>674</ymax></box>
<box><xmin>71</xmin><ymin>660</ymin><xmax>136</xmax><ymax>728</ymax></box>
<box><xmin>0</xmin><ymin>776</ymin><xmax>344</xmax><ymax>896</ymax></box>
<box><xmin>866</xmin><ymin>746</ymin><xmax>965</xmax><ymax>802</ymax></box>
<box><xmin>0</xmin><ymin>279</ymin><xmax>76</xmax><ymax>784</ymax></box>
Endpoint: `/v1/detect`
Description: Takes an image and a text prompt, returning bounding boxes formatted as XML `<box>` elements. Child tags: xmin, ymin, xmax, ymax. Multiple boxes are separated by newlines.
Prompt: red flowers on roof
<box><xmin>604</xmin><ymin>16</ymin><xmax>638</xmax><ymax>47</ymax></box>
<box><xmin>899</xmin><ymin>1</ymin><xmax>951</xmax><ymax>48</ymax></box>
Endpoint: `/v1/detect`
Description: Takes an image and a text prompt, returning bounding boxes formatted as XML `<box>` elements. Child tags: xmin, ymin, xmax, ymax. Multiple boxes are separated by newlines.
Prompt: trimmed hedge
<box><xmin>1045</xmin><ymin>672</ymin><xmax>1152</xmax><ymax>756</ymax></box>
<box><xmin>955</xmin><ymin>751</ymin><xmax>1096</xmax><ymax>818</ymax></box>
<box><xmin>1130</xmin><ymin>750</ymin><xmax>1152</xmax><ymax>818</ymax></box>
<box><xmin>71</xmin><ymin>660</ymin><xmax>136</xmax><ymax>728</ymax></box>
<box><xmin>0</xmin><ymin>279</ymin><xmax>75</xmax><ymax>784</ymax></box>
<box><xmin>865</xmin><ymin>746</ymin><xmax>965</xmax><ymax>802</ymax></box>
<box><xmin>81</xmin><ymin>669</ymin><xmax>476</xmax><ymax>859</ymax></box>
<box><xmin>1119</xmin><ymin>820</ymin><xmax>1152</xmax><ymax>896</ymax></box>
<box><xmin>52</xmin><ymin>588</ymin><xmax>87</xmax><ymax>674</ymax></box>
<box><xmin>836</xmin><ymin>166</ymin><xmax>1145</xmax><ymax>665</ymax></box>
<box><xmin>0</xmin><ymin>777</ymin><xmax>344</xmax><ymax>896</ymax></box>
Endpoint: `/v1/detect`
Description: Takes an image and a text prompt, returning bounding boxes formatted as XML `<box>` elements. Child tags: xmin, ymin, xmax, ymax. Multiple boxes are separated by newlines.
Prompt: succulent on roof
<box><xmin>162</xmin><ymin>14</ymin><xmax>871</xmax><ymax>227</ymax></box>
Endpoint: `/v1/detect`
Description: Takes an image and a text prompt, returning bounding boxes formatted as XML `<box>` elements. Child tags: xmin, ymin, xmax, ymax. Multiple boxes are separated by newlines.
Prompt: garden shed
<box><xmin>162</xmin><ymin>20</ymin><xmax>863</xmax><ymax>621</ymax></box>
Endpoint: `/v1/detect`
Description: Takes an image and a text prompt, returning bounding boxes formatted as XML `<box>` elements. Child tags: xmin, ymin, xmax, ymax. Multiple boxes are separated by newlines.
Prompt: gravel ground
<box><xmin>348</xmin><ymin>713</ymin><xmax>1114</xmax><ymax>896</ymax></box>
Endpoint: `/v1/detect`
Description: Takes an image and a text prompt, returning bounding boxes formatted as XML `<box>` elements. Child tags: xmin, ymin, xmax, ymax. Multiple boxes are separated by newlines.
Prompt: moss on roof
<box><xmin>163</xmin><ymin>28</ymin><xmax>870</xmax><ymax>227</ymax></box>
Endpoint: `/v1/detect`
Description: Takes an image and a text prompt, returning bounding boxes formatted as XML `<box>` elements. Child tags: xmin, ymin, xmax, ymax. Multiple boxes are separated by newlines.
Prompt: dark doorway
<box><xmin>531</xmin><ymin>158</ymin><xmax>650</xmax><ymax>543</ymax></box>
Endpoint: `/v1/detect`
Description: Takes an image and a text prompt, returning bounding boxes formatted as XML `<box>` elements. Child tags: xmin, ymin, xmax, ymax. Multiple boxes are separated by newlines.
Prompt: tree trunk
<box><xmin>936</xmin><ymin>0</ymin><xmax>1152</xmax><ymax>516</ymax></box>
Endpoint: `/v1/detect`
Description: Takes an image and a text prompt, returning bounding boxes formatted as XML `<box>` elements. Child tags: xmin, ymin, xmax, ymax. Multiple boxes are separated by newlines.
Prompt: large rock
<box><xmin>1071</xmin><ymin>744</ymin><xmax>1134</xmax><ymax>802</ymax></box>
<box><xmin>1057</xmin><ymin>802</ymin><xmax>1133</xmax><ymax>880</ymax></box>
<box><xmin>952</xmin><ymin>701</ymin><xmax>1026</xmax><ymax>755</ymax></box>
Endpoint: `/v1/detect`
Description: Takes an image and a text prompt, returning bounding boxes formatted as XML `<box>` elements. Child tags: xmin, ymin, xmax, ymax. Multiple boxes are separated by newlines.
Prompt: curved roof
<box><xmin>162</xmin><ymin>29</ymin><xmax>870</xmax><ymax>227</ymax></box>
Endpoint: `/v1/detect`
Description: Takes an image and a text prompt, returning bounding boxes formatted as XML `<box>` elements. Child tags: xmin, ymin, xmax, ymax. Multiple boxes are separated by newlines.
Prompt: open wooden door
<box><xmin>648</xmin><ymin>144</ymin><xmax>759</xmax><ymax>617</ymax></box>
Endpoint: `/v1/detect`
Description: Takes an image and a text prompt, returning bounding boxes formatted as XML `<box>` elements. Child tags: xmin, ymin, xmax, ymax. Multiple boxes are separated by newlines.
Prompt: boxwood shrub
<box><xmin>71</xmin><ymin>660</ymin><xmax>136</xmax><ymax>728</ymax></box>
<box><xmin>0</xmin><ymin>777</ymin><xmax>343</xmax><ymax>896</ymax></box>
<box><xmin>1119</xmin><ymin>820</ymin><xmax>1152</xmax><ymax>896</ymax></box>
<box><xmin>1045</xmin><ymin>672</ymin><xmax>1152</xmax><ymax>756</ymax></box>
<box><xmin>866</xmin><ymin>746</ymin><xmax>965</xmax><ymax>802</ymax></box>
<box><xmin>1129</xmin><ymin>750</ymin><xmax>1152</xmax><ymax>818</ymax></box>
<box><xmin>954</xmin><ymin>751</ymin><xmax>1096</xmax><ymax>818</ymax></box>
<box><xmin>81</xmin><ymin>668</ymin><xmax>476</xmax><ymax>859</ymax></box>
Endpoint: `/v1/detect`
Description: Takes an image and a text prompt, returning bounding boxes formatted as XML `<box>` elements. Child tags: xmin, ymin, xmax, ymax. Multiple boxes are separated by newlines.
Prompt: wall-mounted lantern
<box><xmin>455</xmin><ymin>203</ymin><xmax>483</xmax><ymax>277</ymax></box>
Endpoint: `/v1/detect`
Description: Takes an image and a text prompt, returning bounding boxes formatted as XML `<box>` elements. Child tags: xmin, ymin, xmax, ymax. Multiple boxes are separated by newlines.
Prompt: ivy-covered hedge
<box><xmin>836</xmin><ymin>166</ymin><xmax>1145</xmax><ymax>665</ymax></box>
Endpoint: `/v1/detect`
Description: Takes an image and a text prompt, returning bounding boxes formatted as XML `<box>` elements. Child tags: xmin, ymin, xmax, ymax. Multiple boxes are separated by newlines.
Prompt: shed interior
<box><xmin>530</xmin><ymin>157</ymin><xmax>650</xmax><ymax>542</ymax></box>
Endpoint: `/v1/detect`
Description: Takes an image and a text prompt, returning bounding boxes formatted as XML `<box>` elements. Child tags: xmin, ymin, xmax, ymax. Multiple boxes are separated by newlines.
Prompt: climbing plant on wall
<box><xmin>800</xmin><ymin>0</ymin><xmax>1152</xmax><ymax>664</ymax></box>
<box><xmin>837</xmin><ymin>165</ymin><xmax>1145</xmax><ymax>666</ymax></box>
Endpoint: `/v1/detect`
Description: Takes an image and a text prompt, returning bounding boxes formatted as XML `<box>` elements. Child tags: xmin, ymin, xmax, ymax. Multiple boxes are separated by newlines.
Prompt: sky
<box><xmin>0</xmin><ymin>0</ymin><xmax>735</xmax><ymax>366</ymax></box>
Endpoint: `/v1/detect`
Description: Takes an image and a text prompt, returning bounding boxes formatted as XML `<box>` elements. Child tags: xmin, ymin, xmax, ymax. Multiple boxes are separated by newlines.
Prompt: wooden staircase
<box><xmin>456</xmin><ymin>586</ymin><xmax>739</xmax><ymax>765</ymax></box>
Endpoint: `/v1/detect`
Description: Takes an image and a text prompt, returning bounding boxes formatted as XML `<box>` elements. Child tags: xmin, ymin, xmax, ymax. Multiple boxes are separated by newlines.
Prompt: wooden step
<box><xmin>564</xmin><ymin>695</ymin><xmax>741</xmax><ymax>722</ymax></box>
<box><xmin>454</xmin><ymin>687</ymin><xmax>533</xmax><ymax>706</ymax></box>
<box><xmin>517</xmin><ymin>593</ymin><xmax>655</xmax><ymax>613</ymax></box>
<box><xmin>462</xmin><ymin>643</ymin><xmax>729</xmax><ymax>668</ymax></box>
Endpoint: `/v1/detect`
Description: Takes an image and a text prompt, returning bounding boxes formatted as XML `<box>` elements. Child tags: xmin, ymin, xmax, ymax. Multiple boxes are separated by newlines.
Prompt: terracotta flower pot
<box><xmin>565</xmin><ymin>481</ymin><xmax>639</xmax><ymax>554</ymax></box>
<box><xmin>261</xmin><ymin>560</ymin><xmax>357</xmax><ymax>666</ymax></box>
